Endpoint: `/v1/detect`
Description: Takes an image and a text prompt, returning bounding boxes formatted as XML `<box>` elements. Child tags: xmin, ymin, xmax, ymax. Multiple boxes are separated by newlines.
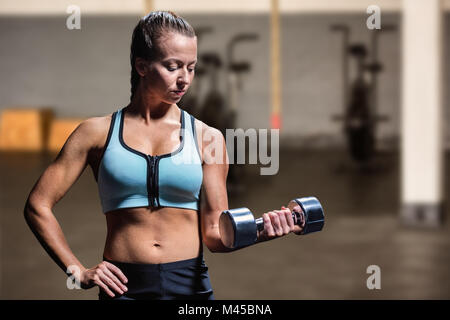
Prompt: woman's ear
<box><xmin>135</xmin><ymin>57</ymin><xmax>148</xmax><ymax>77</ymax></box>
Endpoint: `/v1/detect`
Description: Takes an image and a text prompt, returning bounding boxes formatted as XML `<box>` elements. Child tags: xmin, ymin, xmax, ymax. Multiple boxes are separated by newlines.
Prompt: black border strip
<box><xmin>0</xmin><ymin>300</ymin><xmax>446</xmax><ymax>317</ymax></box>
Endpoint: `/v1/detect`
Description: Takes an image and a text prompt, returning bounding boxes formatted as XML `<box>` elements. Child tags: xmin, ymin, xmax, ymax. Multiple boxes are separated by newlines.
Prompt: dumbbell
<box><xmin>219</xmin><ymin>197</ymin><xmax>325</xmax><ymax>249</ymax></box>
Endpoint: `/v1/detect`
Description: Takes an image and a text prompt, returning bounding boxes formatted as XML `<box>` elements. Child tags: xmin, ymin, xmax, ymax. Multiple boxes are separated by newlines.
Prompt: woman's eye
<box><xmin>166</xmin><ymin>65</ymin><xmax>195</xmax><ymax>72</ymax></box>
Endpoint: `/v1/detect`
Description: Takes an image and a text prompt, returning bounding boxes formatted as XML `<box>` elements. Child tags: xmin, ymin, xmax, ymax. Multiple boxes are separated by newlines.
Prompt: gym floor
<box><xmin>1</xmin><ymin>148</ymin><xmax>449</xmax><ymax>299</ymax></box>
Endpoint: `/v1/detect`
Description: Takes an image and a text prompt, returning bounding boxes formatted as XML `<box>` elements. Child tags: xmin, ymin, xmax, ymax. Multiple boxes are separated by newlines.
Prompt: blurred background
<box><xmin>1</xmin><ymin>0</ymin><xmax>449</xmax><ymax>299</ymax></box>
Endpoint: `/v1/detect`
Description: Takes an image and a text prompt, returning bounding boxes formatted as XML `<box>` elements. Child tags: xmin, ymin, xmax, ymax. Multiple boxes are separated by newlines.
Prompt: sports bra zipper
<box><xmin>147</xmin><ymin>155</ymin><xmax>157</xmax><ymax>207</ymax></box>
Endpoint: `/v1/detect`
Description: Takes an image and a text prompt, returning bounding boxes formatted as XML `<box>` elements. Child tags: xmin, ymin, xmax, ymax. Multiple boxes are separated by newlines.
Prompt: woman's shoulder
<box><xmin>191</xmin><ymin>116</ymin><xmax>226</xmax><ymax>156</ymax></box>
<box><xmin>190</xmin><ymin>116</ymin><xmax>223</xmax><ymax>139</ymax></box>
<box><xmin>73</xmin><ymin>112</ymin><xmax>115</xmax><ymax>148</ymax></box>
<box><xmin>180</xmin><ymin>108</ymin><xmax>225</xmax><ymax>143</ymax></box>
<box><xmin>80</xmin><ymin>113</ymin><xmax>113</xmax><ymax>133</ymax></box>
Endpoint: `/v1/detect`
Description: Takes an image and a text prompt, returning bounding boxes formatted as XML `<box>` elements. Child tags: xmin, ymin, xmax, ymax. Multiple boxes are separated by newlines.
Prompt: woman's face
<box><xmin>137</xmin><ymin>31</ymin><xmax>197</xmax><ymax>105</ymax></box>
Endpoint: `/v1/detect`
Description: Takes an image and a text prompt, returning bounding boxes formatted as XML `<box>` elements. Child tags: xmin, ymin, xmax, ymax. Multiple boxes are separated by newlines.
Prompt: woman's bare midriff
<box><xmin>102</xmin><ymin>206</ymin><xmax>202</xmax><ymax>264</ymax></box>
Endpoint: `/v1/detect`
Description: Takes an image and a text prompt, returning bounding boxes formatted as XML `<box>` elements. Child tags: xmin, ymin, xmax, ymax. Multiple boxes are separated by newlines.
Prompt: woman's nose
<box><xmin>177</xmin><ymin>69</ymin><xmax>190</xmax><ymax>85</ymax></box>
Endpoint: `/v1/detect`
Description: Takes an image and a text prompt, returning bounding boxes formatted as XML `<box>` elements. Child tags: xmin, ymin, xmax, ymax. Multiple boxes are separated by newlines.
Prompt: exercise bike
<box><xmin>331</xmin><ymin>24</ymin><xmax>396</xmax><ymax>165</ymax></box>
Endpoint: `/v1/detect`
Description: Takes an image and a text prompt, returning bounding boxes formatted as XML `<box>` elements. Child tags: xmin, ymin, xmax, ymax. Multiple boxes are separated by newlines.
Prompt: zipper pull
<box><xmin>147</xmin><ymin>155</ymin><xmax>153</xmax><ymax>208</ymax></box>
<box><xmin>148</xmin><ymin>155</ymin><xmax>157</xmax><ymax>207</ymax></box>
<box><xmin>152</xmin><ymin>156</ymin><xmax>158</xmax><ymax>207</ymax></box>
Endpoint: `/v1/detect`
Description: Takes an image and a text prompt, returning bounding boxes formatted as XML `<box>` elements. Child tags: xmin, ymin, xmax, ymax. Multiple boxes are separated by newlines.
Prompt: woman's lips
<box><xmin>172</xmin><ymin>90</ymin><xmax>185</xmax><ymax>96</ymax></box>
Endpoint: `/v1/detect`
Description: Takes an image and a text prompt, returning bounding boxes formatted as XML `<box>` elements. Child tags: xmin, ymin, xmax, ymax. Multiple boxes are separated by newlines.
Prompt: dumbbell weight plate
<box><xmin>288</xmin><ymin>197</ymin><xmax>325</xmax><ymax>235</ymax></box>
<box><xmin>219</xmin><ymin>207</ymin><xmax>257</xmax><ymax>249</ymax></box>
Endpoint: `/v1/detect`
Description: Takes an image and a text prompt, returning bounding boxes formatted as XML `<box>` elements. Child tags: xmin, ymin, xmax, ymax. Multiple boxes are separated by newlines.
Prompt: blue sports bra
<box><xmin>97</xmin><ymin>107</ymin><xmax>203</xmax><ymax>214</ymax></box>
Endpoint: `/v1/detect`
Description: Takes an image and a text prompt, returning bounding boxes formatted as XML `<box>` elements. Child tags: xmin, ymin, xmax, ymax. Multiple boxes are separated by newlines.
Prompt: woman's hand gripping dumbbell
<box><xmin>219</xmin><ymin>197</ymin><xmax>325</xmax><ymax>250</ymax></box>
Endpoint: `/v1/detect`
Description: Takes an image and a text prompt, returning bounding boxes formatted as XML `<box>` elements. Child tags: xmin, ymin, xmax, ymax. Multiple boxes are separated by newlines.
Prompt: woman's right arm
<box><xmin>23</xmin><ymin>116</ymin><xmax>128</xmax><ymax>297</ymax></box>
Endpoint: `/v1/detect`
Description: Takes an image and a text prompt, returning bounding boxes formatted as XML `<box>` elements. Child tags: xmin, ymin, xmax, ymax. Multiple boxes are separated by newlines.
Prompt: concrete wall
<box><xmin>0</xmin><ymin>14</ymin><xmax>446</xmax><ymax>147</ymax></box>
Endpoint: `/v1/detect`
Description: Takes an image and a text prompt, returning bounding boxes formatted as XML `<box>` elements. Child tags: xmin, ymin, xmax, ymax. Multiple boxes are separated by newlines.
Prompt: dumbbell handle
<box><xmin>255</xmin><ymin>210</ymin><xmax>303</xmax><ymax>232</ymax></box>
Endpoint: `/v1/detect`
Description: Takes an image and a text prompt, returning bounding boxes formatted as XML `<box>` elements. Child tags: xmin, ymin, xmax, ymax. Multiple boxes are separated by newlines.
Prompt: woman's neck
<box><xmin>128</xmin><ymin>91</ymin><xmax>178</xmax><ymax>122</ymax></box>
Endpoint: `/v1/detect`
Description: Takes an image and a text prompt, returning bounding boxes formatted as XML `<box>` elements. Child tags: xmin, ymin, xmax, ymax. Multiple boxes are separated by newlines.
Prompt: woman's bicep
<box><xmin>200</xmin><ymin>127</ymin><xmax>229</xmax><ymax>212</ymax></box>
<box><xmin>199</xmin><ymin>128</ymin><xmax>230</xmax><ymax>248</ymax></box>
<box><xmin>201</xmin><ymin>160</ymin><xmax>228</xmax><ymax>213</ymax></box>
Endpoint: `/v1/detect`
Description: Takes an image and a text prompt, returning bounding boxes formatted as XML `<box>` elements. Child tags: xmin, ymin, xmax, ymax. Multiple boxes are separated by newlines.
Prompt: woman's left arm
<box><xmin>198</xmin><ymin>124</ymin><xmax>233</xmax><ymax>253</ymax></box>
<box><xmin>196</xmin><ymin>122</ymin><xmax>301</xmax><ymax>252</ymax></box>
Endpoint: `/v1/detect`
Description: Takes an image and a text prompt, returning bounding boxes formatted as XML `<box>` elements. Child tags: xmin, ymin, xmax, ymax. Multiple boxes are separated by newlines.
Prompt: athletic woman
<box><xmin>24</xmin><ymin>11</ymin><xmax>303</xmax><ymax>300</ymax></box>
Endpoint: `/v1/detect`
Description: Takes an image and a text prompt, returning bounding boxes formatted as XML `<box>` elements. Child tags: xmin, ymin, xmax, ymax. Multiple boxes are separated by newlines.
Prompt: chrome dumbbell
<box><xmin>219</xmin><ymin>197</ymin><xmax>325</xmax><ymax>249</ymax></box>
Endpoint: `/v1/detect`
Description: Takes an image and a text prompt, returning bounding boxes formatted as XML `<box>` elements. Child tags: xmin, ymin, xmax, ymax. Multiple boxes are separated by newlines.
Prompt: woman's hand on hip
<box><xmin>80</xmin><ymin>261</ymin><xmax>128</xmax><ymax>298</ymax></box>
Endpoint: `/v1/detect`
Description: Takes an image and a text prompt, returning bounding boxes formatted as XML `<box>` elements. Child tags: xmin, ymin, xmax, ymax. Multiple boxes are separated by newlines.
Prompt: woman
<box><xmin>24</xmin><ymin>11</ymin><xmax>303</xmax><ymax>300</ymax></box>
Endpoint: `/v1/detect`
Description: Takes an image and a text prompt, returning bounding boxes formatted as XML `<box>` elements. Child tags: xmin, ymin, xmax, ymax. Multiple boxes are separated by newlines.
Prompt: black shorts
<box><xmin>98</xmin><ymin>255</ymin><xmax>214</xmax><ymax>300</ymax></box>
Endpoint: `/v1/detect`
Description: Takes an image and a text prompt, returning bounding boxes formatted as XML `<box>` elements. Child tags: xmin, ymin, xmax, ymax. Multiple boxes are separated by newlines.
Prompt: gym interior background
<box><xmin>1</xmin><ymin>0</ymin><xmax>449</xmax><ymax>299</ymax></box>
